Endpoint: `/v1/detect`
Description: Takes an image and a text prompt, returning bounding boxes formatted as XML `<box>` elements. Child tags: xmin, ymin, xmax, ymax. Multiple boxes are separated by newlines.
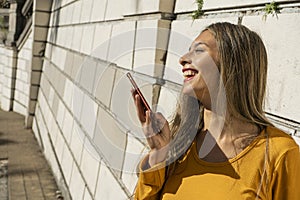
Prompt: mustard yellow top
<box><xmin>135</xmin><ymin>126</ymin><xmax>300</xmax><ymax>200</ymax></box>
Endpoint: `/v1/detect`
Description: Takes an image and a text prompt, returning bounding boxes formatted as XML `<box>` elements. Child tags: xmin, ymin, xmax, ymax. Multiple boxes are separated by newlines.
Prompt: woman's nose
<box><xmin>179</xmin><ymin>53</ymin><xmax>192</xmax><ymax>67</ymax></box>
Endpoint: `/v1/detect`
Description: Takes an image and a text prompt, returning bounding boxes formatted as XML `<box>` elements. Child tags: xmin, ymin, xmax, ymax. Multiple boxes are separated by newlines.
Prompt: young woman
<box><xmin>132</xmin><ymin>22</ymin><xmax>300</xmax><ymax>199</ymax></box>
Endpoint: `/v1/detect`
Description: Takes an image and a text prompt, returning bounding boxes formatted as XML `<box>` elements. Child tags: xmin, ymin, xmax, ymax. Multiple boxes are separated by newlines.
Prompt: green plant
<box><xmin>0</xmin><ymin>0</ymin><xmax>10</xmax><ymax>8</ymax></box>
<box><xmin>263</xmin><ymin>1</ymin><xmax>280</xmax><ymax>20</ymax></box>
<box><xmin>191</xmin><ymin>0</ymin><xmax>204</xmax><ymax>20</ymax></box>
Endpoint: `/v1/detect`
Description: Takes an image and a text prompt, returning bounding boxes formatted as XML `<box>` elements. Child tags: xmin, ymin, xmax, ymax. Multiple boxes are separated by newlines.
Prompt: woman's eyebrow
<box><xmin>189</xmin><ymin>42</ymin><xmax>209</xmax><ymax>51</ymax></box>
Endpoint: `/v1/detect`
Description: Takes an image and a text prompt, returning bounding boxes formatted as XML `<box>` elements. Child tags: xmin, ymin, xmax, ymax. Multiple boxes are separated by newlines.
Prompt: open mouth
<box><xmin>182</xmin><ymin>68</ymin><xmax>198</xmax><ymax>81</ymax></box>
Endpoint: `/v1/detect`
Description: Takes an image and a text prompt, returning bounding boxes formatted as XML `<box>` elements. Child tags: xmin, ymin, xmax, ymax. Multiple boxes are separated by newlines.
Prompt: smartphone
<box><xmin>127</xmin><ymin>72</ymin><xmax>161</xmax><ymax>134</ymax></box>
<box><xmin>127</xmin><ymin>72</ymin><xmax>152</xmax><ymax>112</ymax></box>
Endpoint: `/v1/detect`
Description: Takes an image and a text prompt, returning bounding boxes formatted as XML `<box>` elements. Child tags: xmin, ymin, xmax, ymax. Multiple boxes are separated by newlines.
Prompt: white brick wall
<box><xmin>65</xmin><ymin>27</ymin><xmax>74</xmax><ymax>49</ymax></box>
<box><xmin>90</xmin><ymin>0</ymin><xmax>106</xmax><ymax>22</ymax></box>
<box><xmin>54</xmin><ymin>127</ymin><xmax>66</xmax><ymax>163</ymax></box>
<box><xmin>124</xmin><ymin>0</ymin><xmax>174</xmax><ymax>16</ymax></box>
<box><xmin>0</xmin><ymin>1</ymin><xmax>296</xmax><ymax>200</ymax></box>
<box><xmin>80</xmin><ymin>94</ymin><xmax>98</xmax><ymax>138</ymax></box>
<box><xmin>94</xmin><ymin>64</ymin><xmax>116</xmax><ymax>107</ymax></box>
<box><xmin>81</xmin><ymin>25</ymin><xmax>95</xmax><ymax>55</ymax></box>
<box><xmin>174</xmin><ymin>0</ymin><xmax>197</xmax><ymax>13</ymax></box>
<box><xmin>79</xmin><ymin>57</ymin><xmax>97</xmax><ymax>93</ymax></box>
<box><xmin>83</xmin><ymin>188</ymin><xmax>93</xmax><ymax>200</ymax></box>
<box><xmin>104</xmin><ymin>0</ymin><xmax>124</xmax><ymax>20</ymax></box>
<box><xmin>0</xmin><ymin>47</ymin><xmax>16</xmax><ymax>111</ymax></box>
<box><xmin>71</xmin><ymin>0</ymin><xmax>83</xmax><ymax>24</ymax></box>
<box><xmin>93</xmin><ymin>106</ymin><xmax>127</xmax><ymax>171</ymax></box>
<box><xmin>13</xmin><ymin>100</ymin><xmax>27</xmax><ymax>116</ymax></box>
<box><xmin>122</xmin><ymin>134</ymin><xmax>145</xmax><ymax>193</ymax></box>
<box><xmin>69</xmin><ymin>164</ymin><xmax>85</xmax><ymax>200</ymax></box>
<box><xmin>61</xmin><ymin>109</ymin><xmax>74</xmax><ymax>144</ymax></box>
<box><xmin>63</xmin><ymin>77</ymin><xmax>74</xmax><ymax>109</ymax></box>
<box><xmin>175</xmin><ymin>0</ymin><xmax>292</xmax><ymax>13</ymax></box>
<box><xmin>203</xmin><ymin>0</ymin><xmax>291</xmax><ymax>10</ymax></box>
<box><xmin>60</xmin><ymin>145</ymin><xmax>74</xmax><ymax>186</ymax></box>
<box><xmin>71</xmin><ymin>26</ymin><xmax>83</xmax><ymax>52</ymax></box>
<box><xmin>108</xmin><ymin>21</ymin><xmax>136</xmax><ymax>69</ymax></box>
<box><xmin>80</xmin><ymin>144</ymin><xmax>100</xmax><ymax>195</ymax></box>
<box><xmin>95</xmin><ymin>163</ymin><xmax>128</xmax><ymax>200</ymax></box>
<box><xmin>92</xmin><ymin>23</ymin><xmax>112</xmax><ymax>60</ymax></box>
<box><xmin>242</xmin><ymin>13</ymin><xmax>300</xmax><ymax>122</ymax></box>
<box><xmin>56</xmin><ymin>99</ymin><xmax>66</xmax><ymax>129</ymax></box>
<box><xmin>51</xmin><ymin>46</ymin><xmax>66</xmax><ymax>71</ymax></box>
<box><xmin>34</xmin><ymin>93</ymin><xmax>65</xmax><ymax>187</ymax></box>
<box><xmin>157</xmin><ymin>86</ymin><xmax>180</xmax><ymax>121</ymax></box>
<box><xmin>70</xmin><ymin>122</ymin><xmax>85</xmax><ymax>164</ymax></box>
<box><xmin>134</xmin><ymin>20</ymin><xmax>170</xmax><ymax>77</ymax></box>
<box><xmin>81</xmin><ymin>0</ymin><xmax>93</xmax><ymax>23</ymax></box>
<box><xmin>72</xmin><ymin>85</ymin><xmax>84</xmax><ymax>121</ymax></box>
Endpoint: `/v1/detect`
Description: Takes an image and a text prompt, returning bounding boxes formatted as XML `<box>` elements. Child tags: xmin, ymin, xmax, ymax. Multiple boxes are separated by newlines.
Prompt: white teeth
<box><xmin>183</xmin><ymin>70</ymin><xmax>197</xmax><ymax>77</ymax></box>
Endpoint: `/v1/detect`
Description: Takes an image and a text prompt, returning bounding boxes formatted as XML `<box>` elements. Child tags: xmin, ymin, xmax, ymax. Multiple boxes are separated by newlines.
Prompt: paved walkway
<box><xmin>0</xmin><ymin>109</ymin><xmax>59</xmax><ymax>200</ymax></box>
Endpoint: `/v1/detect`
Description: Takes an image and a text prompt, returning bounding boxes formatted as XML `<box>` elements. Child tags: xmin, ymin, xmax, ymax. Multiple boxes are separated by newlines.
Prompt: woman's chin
<box><xmin>182</xmin><ymin>83</ymin><xmax>197</xmax><ymax>98</ymax></box>
<box><xmin>182</xmin><ymin>83</ymin><xmax>208</xmax><ymax>104</ymax></box>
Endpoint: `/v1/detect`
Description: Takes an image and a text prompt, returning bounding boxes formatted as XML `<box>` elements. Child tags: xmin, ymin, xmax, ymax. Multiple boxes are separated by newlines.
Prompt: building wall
<box><xmin>0</xmin><ymin>0</ymin><xmax>299</xmax><ymax>199</ymax></box>
<box><xmin>0</xmin><ymin>46</ymin><xmax>16</xmax><ymax>111</ymax></box>
<box><xmin>168</xmin><ymin>1</ymin><xmax>300</xmax><ymax>134</ymax></box>
<box><xmin>13</xmin><ymin>31</ymin><xmax>33</xmax><ymax>116</ymax></box>
<box><xmin>34</xmin><ymin>0</ymin><xmax>171</xmax><ymax>198</ymax></box>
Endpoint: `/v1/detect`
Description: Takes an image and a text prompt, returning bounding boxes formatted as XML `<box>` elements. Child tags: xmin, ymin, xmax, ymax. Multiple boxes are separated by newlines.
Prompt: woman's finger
<box><xmin>130</xmin><ymin>88</ymin><xmax>137</xmax><ymax>99</ymax></box>
<box><xmin>145</xmin><ymin>110</ymin><xmax>151</xmax><ymax>125</ymax></box>
<box><xmin>159</xmin><ymin>119</ymin><xmax>171</xmax><ymax>142</ymax></box>
<box><xmin>143</xmin><ymin>111</ymin><xmax>154</xmax><ymax>137</ymax></box>
<box><xmin>131</xmin><ymin>89</ymin><xmax>146</xmax><ymax>122</ymax></box>
<box><xmin>135</xmin><ymin>95</ymin><xmax>146</xmax><ymax>123</ymax></box>
<box><xmin>151</xmin><ymin>112</ymin><xmax>166</xmax><ymax>134</ymax></box>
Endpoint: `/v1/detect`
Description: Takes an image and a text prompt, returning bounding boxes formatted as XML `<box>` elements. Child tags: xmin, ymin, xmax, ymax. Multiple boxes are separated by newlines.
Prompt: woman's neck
<box><xmin>203</xmin><ymin>108</ymin><xmax>260</xmax><ymax>141</ymax></box>
<box><xmin>197</xmin><ymin>109</ymin><xmax>261</xmax><ymax>162</ymax></box>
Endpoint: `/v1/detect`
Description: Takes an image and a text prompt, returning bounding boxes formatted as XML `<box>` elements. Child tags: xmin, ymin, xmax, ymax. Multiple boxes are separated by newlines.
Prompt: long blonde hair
<box><xmin>206</xmin><ymin>22</ymin><xmax>272</xmax><ymax>128</ymax></box>
<box><xmin>167</xmin><ymin>22</ymin><xmax>273</xmax><ymax>165</ymax></box>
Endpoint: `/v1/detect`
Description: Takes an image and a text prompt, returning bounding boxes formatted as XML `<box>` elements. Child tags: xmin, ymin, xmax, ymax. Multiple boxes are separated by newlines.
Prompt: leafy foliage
<box><xmin>192</xmin><ymin>0</ymin><xmax>204</xmax><ymax>20</ymax></box>
<box><xmin>0</xmin><ymin>0</ymin><xmax>10</xmax><ymax>8</ymax></box>
<box><xmin>263</xmin><ymin>1</ymin><xmax>280</xmax><ymax>20</ymax></box>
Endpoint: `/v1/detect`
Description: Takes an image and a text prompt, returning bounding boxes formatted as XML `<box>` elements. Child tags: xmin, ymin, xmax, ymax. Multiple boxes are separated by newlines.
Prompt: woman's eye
<box><xmin>195</xmin><ymin>48</ymin><xmax>204</xmax><ymax>53</ymax></box>
<box><xmin>195</xmin><ymin>49</ymin><xmax>204</xmax><ymax>52</ymax></box>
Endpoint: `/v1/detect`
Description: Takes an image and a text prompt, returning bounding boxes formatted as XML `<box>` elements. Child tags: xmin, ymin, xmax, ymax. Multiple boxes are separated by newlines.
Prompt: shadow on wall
<box><xmin>49</xmin><ymin>0</ymin><xmax>62</xmax><ymax>44</ymax></box>
<box><xmin>134</xmin><ymin>0</ymin><xmax>140</xmax><ymax>14</ymax></box>
<box><xmin>0</xmin><ymin>16</ymin><xmax>8</xmax><ymax>44</ymax></box>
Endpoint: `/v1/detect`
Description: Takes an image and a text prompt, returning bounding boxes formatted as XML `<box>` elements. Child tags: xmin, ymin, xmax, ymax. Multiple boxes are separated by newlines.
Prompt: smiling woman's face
<box><xmin>179</xmin><ymin>30</ymin><xmax>220</xmax><ymax>110</ymax></box>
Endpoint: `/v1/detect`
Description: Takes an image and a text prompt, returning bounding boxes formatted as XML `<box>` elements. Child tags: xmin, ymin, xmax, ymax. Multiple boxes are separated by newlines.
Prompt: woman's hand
<box><xmin>132</xmin><ymin>90</ymin><xmax>171</xmax><ymax>167</ymax></box>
